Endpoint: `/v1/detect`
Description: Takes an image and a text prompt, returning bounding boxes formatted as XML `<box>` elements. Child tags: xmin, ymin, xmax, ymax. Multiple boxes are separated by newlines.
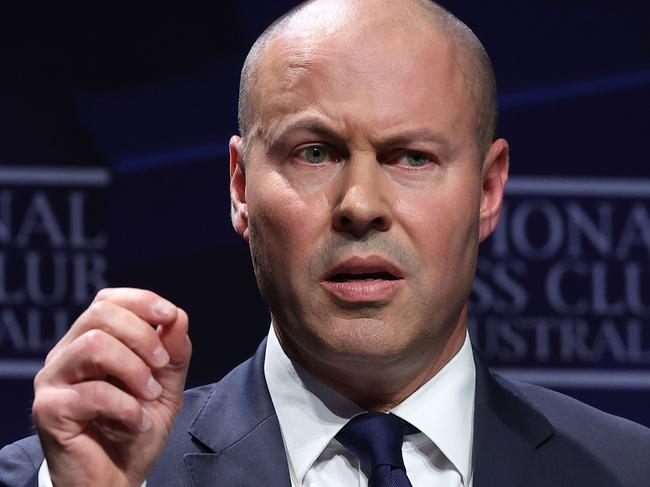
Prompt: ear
<box><xmin>479</xmin><ymin>138</ymin><xmax>509</xmax><ymax>242</ymax></box>
<box><xmin>230</xmin><ymin>135</ymin><xmax>249</xmax><ymax>241</ymax></box>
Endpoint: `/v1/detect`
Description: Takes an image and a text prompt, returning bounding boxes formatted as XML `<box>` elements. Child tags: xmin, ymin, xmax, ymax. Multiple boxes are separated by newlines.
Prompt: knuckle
<box><xmin>90</xmin><ymin>383</ymin><xmax>139</xmax><ymax>426</ymax></box>
<box><xmin>139</xmin><ymin>288</ymin><xmax>159</xmax><ymax>303</ymax></box>
<box><xmin>44</xmin><ymin>348</ymin><xmax>56</xmax><ymax>366</ymax></box>
<box><xmin>79</xmin><ymin>329</ymin><xmax>106</xmax><ymax>357</ymax></box>
<box><xmin>87</xmin><ymin>299</ymin><xmax>111</xmax><ymax>317</ymax></box>
<box><xmin>32</xmin><ymin>389</ymin><xmax>58</xmax><ymax>424</ymax></box>
<box><xmin>93</xmin><ymin>287</ymin><xmax>113</xmax><ymax>302</ymax></box>
<box><xmin>33</xmin><ymin>368</ymin><xmax>47</xmax><ymax>390</ymax></box>
<box><xmin>31</xmin><ymin>397</ymin><xmax>45</xmax><ymax>423</ymax></box>
<box><xmin>87</xmin><ymin>381</ymin><xmax>107</xmax><ymax>407</ymax></box>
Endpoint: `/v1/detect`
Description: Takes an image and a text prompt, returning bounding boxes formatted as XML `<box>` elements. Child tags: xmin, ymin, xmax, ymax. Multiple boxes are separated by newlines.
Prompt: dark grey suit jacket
<box><xmin>1</xmin><ymin>340</ymin><xmax>649</xmax><ymax>486</ymax></box>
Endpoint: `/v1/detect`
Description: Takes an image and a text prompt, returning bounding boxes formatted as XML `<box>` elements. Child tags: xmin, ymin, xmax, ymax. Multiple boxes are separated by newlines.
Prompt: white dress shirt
<box><xmin>265</xmin><ymin>326</ymin><xmax>476</xmax><ymax>487</ymax></box>
<box><xmin>40</xmin><ymin>326</ymin><xmax>475</xmax><ymax>487</ymax></box>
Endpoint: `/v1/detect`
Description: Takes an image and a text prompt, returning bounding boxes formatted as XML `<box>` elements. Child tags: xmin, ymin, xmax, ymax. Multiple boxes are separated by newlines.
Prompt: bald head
<box><xmin>238</xmin><ymin>0</ymin><xmax>497</xmax><ymax>157</ymax></box>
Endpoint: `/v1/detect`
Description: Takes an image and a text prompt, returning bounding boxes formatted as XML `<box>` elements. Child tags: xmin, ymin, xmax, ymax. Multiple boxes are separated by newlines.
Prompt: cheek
<box><xmin>248</xmin><ymin>171</ymin><xmax>330</xmax><ymax>276</ymax></box>
<box><xmin>397</xmin><ymin>181</ymin><xmax>481</xmax><ymax>277</ymax></box>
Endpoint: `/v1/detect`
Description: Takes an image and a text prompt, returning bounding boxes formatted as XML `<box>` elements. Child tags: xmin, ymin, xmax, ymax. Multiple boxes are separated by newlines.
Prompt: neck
<box><xmin>274</xmin><ymin>308</ymin><xmax>468</xmax><ymax>412</ymax></box>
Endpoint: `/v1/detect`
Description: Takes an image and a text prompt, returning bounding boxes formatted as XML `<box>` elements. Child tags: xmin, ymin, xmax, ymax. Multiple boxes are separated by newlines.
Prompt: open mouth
<box><xmin>328</xmin><ymin>271</ymin><xmax>399</xmax><ymax>282</ymax></box>
<box><xmin>321</xmin><ymin>256</ymin><xmax>404</xmax><ymax>302</ymax></box>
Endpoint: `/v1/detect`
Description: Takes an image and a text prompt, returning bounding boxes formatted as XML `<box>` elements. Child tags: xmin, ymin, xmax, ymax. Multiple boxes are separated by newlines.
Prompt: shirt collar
<box><xmin>391</xmin><ymin>333</ymin><xmax>475</xmax><ymax>486</ymax></box>
<box><xmin>264</xmin><ymin>324</ymin><xmax>476</xmax><ymax>486</ymax></box>
<box><xmin>264</xmin><ymin>326</ymin><xmax>363</xmax><ymax>484</ymax></box>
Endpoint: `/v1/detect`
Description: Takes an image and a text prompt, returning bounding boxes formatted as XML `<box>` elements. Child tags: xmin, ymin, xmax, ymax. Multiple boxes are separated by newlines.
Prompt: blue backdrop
<box><xmin>1</xmin><ymin>1</ymin><xmax>649</xmax><ymax>446</ymax></box>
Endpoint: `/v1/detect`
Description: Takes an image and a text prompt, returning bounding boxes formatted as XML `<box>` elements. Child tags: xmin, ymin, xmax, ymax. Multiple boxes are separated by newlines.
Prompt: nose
<box><xmin>331</xmin><ymin>156</ymin><xmax>393</xmax><ymax>238</ymax></box>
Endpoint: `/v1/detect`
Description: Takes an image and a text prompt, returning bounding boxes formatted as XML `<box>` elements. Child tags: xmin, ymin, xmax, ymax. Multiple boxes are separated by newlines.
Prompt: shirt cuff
<box><xmin>37</xmin><ymin>460</ymin><xmax>52</xmax><ymax>487</ymax></box>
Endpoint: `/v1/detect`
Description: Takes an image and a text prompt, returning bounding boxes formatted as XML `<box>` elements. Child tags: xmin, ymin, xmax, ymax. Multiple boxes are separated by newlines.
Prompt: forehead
<box><xmin>251</xmin><ymin>8</ymin><xmax>475</xmax><ymax>145</ymax></box>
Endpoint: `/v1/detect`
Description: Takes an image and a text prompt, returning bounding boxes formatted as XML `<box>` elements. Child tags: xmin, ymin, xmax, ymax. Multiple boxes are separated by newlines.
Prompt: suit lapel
<box><xmin>472</xmin><ymin>350</ymin><xmax>571</xmax><ymax>487</ymax></box>
<box><xmin>183</xmin><ymin>416</ymin><xmax>289</xmax><ymax>487</ymax></box>
<box><xmin>183</xmin><ymin>340</ymin><xmax>291</xmax><ymax>486</ymax></box>
<box><xmin>179</xmin><ymin>340</ymin><xmax>574</xmax><ymax>486</ymax></box>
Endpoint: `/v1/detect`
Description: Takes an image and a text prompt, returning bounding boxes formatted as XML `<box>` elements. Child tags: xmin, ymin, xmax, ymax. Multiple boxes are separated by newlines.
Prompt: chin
<box><xmin>311</xmin><ymin>316</ymin><xmax>419</xmax><ymax>364</ymax></box>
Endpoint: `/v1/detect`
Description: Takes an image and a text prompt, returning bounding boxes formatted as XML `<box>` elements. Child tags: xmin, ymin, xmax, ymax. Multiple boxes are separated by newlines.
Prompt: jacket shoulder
<box><xmin>508</xmin><ymin>378</ymin><xmax>650</xmax><ymax>441</ymax></box>
<box><xmin>0</xmin><ymin>436</ymin><xmax>42</xmax><ymax>487</ymax></box>
<box><xmin>0</xmin><ymin>384</ymin><xmax>217</xmax><ymax>487</ymax></box>
<box><xmin>497</xmin><ymin>375</ymin><xmax>650</xmax><ymax>483</ymax></box>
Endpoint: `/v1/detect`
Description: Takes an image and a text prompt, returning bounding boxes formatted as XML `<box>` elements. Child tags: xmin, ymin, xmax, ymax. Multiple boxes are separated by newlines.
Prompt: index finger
<box><xmin>46</xmin><ymin>288</ymin><xmax>179</xmax><ymax>366</ymax></box>
<box><xmin>93</xmin><ymin>287</ymin><xmax>179</xmax><ymax>325</ymax></box>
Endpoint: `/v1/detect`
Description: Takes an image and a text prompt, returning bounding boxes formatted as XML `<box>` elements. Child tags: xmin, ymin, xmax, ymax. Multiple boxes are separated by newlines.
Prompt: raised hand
<box><xmin>31</xmin><ymin>288</ymin><xmax>192</xmax><ymax>487</ymax></box>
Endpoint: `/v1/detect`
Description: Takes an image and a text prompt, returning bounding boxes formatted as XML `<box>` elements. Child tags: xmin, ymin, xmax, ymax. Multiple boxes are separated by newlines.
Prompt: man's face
<box><xmin>230</xmin><ymin>14</ymin><xmax>507</xmax><ymax>383</ymax></box>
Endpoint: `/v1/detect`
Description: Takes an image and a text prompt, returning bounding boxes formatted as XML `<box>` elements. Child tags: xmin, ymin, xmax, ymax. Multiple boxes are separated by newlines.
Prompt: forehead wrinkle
<box><xmin>258</xmin><ymin>3</ymin><xmax>444</xmax><ymax>95</ymax></box>
<box><xmin>249</xmin><ymin>7</ymin><xmax>476</xmax><ymax>155</ymax></box>
<box><xmin>240</xmin><ymin>0</ymin><xmax>496</xmax><ymax>155</ymax></box>
<box><xmin>258</xmin><ymin>35</ymin><xmax>346</xmax><ymax>104</ymax></box>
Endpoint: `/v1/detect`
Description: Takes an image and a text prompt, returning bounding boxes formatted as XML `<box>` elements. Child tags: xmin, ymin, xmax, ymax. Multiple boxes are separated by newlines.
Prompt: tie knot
<box><xmin>335</xmin><ymin>413</ymin><xmax>409</xmax><ymax>472</ymax></box>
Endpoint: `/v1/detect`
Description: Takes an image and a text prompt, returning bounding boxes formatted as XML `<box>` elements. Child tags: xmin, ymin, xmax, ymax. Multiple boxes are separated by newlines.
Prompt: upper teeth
<box><xmin>332</xmin><ymin>272</ymin><xmax>394</xmax><ymax>281</ymax></box>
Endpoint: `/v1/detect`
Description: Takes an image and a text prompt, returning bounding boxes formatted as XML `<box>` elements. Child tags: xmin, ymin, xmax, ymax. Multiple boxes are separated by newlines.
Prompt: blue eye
<box><xmin>301</xmin><ymin>146</ymin><xmax>328</xmax><ymax>164</ymax></box>
<box><xmin>405</xmin><ymin>151</ymin><xmax>429</xmax><ymax>167</ymax></box>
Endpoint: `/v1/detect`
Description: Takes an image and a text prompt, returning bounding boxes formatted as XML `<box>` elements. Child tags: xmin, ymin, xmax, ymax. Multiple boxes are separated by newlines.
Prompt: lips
<box><xmin>321</xmin><ymin>255</ymin><xmax>404</xmax><ymax>303</ymax></box>
<box><xmin>328</xmin><ymin>271</ymin><xmax>398</xmax><ymax>282</ymax></box>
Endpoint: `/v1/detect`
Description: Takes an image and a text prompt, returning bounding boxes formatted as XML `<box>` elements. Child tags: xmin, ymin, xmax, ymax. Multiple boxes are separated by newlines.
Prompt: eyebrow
<box><xmin>375</xmin><ymin>129</ymin><xmax>451</xmax><ymax>149</ymax></box>
<box><xmin>267</xmin><ymin>117</ymin><xmax>348</xmax><ymax>149</ymax></box>
<box><xmin>376</xmin><ymin>130</ymin><xmax>451</xmax><ymax>160</ymax></box>
<box><xmin>267</xmin><ymin>117</ymin><xmax>453</xmax><ymax>157</ymax></box>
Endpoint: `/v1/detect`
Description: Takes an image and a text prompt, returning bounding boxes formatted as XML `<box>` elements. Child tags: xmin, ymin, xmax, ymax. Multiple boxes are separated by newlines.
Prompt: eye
<box><xmin>299</xmin><ymin>145</ymin><xmax>329</xmax><ymax>164</ymax></box>
<box><xmin>404</xmin><ymin>151</ymin><xmax>430</xmax><ymax>167</ymax></box>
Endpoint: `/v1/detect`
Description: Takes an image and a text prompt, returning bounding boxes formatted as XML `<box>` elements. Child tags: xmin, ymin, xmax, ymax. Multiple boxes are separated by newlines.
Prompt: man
<box><xmin>1</xmin><ymin>0</ymin><xmax>649</xmax><ymax>486</ymax></box>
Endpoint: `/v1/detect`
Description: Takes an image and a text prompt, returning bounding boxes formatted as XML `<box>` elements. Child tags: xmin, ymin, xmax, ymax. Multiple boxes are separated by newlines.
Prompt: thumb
<box><xmin>156</xmin><ymin>307</ymin><xmax>191</xmax><ymax>397</ymax></box>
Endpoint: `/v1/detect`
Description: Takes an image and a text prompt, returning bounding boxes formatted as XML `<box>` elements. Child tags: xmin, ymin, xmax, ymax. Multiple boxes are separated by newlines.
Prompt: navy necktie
<box><xmin>335</xmin><ymin>412</ymin><xmax>414</xmax><ymax>487</ymax></box>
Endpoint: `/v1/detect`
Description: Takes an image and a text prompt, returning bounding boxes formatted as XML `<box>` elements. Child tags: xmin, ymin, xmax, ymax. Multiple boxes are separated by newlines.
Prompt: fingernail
<box><xmin>154</xmin><ymin>299</ymin><xmax>176</xmax><ymax>319</ymax></box>
<box><xmin>140</xmin><ymin>413</ymin><xmax>152</xmax><ymax>432</ymax></box>
<box><xmin>146</xmin><ymin>376</ymin><xmax>163</xmax><ymax>399</ymax></box>
<box><xmin>152</xmin><ymin>345</ymin><xmax>170</xmax><ymax>368</ymax></box>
